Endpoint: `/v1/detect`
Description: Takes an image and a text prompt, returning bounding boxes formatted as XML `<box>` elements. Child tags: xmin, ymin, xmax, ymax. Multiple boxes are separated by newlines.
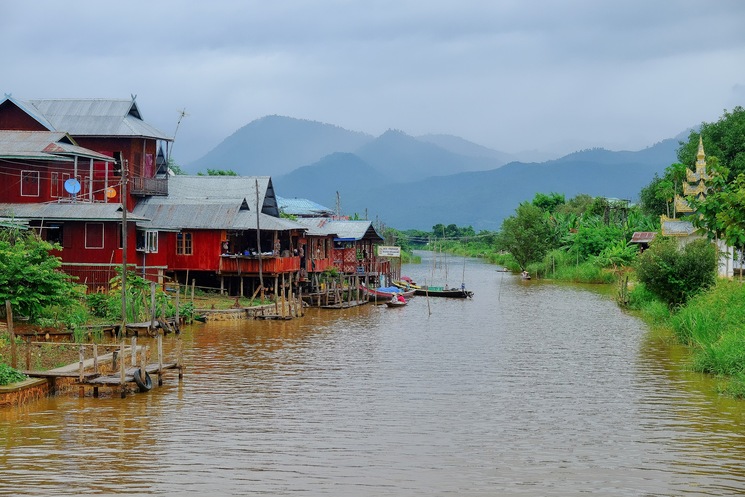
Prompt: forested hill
<box><xmin>275</xmin><ymin>148</ymin><xmax>674</xmax><ymax>231</ymax></box>
<box><xmin>186</xmin><ymin>114</ymin><xmax>681</xmax><ymax>230</ymax></box>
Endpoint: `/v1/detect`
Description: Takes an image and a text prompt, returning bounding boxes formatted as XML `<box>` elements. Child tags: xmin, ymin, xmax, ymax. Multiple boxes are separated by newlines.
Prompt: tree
<box><xmin>677</xmin><ymin>106</ymin><xmax>745</xmax><ymax>182</ymax></box>
<box><xmin>532</xmin><ymin>192</ymin><xmax>565</xmax><ymax>212</ymax></box>
<box><xmin>498</xmin><ymin>202</ymin><xmax>555</xmax><ymax>269</ymax></box>
<box><xmin>635</xmin><ymin>237</ymin><xmax>716</xmax><ymax>307</ymax></box>
<box><xmin>0</xmin><ymin>229</ymin><xmax>84</xmax><ymax>320</ymax></box>
<box><xmin>198</xmin><ymin>169</ymin><xmax>238</xmax><ymax>176</ymax></box>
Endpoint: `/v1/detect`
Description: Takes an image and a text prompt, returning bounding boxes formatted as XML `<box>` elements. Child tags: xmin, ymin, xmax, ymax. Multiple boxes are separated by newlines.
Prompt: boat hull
<box><xmin>414</xmin><ymin>288</ymin><xmax>473</xmax><ymax>298</ymax></box>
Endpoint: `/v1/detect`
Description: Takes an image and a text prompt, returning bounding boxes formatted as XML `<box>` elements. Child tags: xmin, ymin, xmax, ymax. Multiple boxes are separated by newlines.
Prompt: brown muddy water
<box><xmin>3</xmin><ymin>253</ymin><xmax>745</xmax><ymax>496</ymax></box>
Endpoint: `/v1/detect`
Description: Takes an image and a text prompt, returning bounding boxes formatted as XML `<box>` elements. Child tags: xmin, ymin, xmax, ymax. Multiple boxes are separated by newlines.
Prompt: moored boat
<box><xmin>414</xmin><ymin>286</ymin><xmax>473</xmax><ymax>299</ymax></box>
<box><xmin>359</xmin><ymin>285</ymin><xmax>416</xmax><ymax>303</ymax></box>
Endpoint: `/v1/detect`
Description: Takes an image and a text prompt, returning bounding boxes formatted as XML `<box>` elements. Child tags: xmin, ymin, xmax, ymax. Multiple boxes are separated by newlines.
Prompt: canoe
<box><xmin>414</xmin><ymin>287</ymin><xmax>473</xmax><ymax>299</ymax></box>
<box><xmin>359</xmin><ymin>285</ymin><xmax>416</xmax><ymax>302</ymax></box>
<box><xmin>385</xmin><ymin>299</ymin><xmax>407</xmax><ymax>308</ymax></box>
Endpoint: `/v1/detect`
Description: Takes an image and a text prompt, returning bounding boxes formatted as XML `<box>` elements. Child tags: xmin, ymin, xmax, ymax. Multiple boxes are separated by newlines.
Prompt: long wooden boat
<box><xmin>414</xmin><ymin>287</ymin><xmax>473</xmax><ymax>299</ymax></box>
<box><xmin>359</xmin><ymin>285</ymin><xmax>416</xmax><ymax>302</ymax></box>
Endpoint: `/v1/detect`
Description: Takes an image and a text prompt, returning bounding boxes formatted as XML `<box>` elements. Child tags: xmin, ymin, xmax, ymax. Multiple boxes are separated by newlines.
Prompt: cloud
<box><xmin>3</xmin><ymin>0</ymin><xmax>745</xmax><ymax>163</ymax></box>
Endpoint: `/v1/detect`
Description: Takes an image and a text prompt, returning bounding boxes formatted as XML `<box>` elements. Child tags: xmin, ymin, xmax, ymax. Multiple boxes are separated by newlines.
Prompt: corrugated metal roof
<box><xmin>0</xmin><ymin>95</ymin><xmax>55</xmax><ymax>130</ymax></box>
<box><xmin>26</xmin><ymin>98</ymin><xmax>172</xmax><ymax>140</ymax></box>
<box><xmin>630</xmin><ymin>232</ymin><xmax>656</xmax><ymax>244</ymax></box>
<box><xmin>163</xmin><ymin>176</ymin><xmax>280</xmax><ymax>216</ymax></box>
<box><xmin>277</xmin><ymin>196</ymin><xmax>334</xmax><ymax>217</ymax></box>
<box><xmin>0</xmin><ymin>131</ymin><xmax>115</xmax><ymax>161</ymax></box>
<box><xmin>0</xmin><ymin>202</ymin><xmax>148</xmax><ymax>222</ymax></box>
<box><xmin>133</xmin><ymin>197</ymin><xmax>303</xmax><ymax>232</ymax></box>
<box><xmin>292</xmin><ymin>217</ymin><xmax>383</xmax><ymax>241</ymax></box>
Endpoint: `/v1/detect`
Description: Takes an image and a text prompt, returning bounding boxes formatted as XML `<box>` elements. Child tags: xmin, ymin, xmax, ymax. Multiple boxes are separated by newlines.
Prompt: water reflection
<box><xmin>2</xmin><ymin>254</ymin><xmax>745</xmax><ymax>495</ymax></box>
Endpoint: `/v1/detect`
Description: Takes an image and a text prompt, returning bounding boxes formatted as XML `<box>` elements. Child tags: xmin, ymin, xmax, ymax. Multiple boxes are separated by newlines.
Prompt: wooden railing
<box><xmin>218</xmin><ymin>255</ymin><xmax>301</xmax><ymax>275</ymax></box>
<box><xmin>130</xmin><ymin>176</ymin><xmax>168</xmax><ymax>196</ymax></box>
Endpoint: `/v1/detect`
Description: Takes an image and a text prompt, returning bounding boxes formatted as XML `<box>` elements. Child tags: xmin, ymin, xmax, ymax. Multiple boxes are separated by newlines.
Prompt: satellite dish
<box><xmin>106</xmin><ymin>187</ymin><xmax>117</xmax><ymax>199</ymax></box>
<box><xmin>64</xmin><ymin>178</ymin><xmax>81</xmax><ymax>194</ymax></box>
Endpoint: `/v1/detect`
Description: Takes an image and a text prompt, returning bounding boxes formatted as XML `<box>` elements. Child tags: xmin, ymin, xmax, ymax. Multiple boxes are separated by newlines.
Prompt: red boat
<box><xmin>359</xmin><ymin>285</ymin><xmax>415</xmax><ymax>303</ymax></box>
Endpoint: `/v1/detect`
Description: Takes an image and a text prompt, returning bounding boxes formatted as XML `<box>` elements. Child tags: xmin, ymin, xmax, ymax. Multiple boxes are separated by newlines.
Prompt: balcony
<box><xmin>130</xmin><ymin>176</ymin><xmax>169</xmax><ymax>196</ymax></box>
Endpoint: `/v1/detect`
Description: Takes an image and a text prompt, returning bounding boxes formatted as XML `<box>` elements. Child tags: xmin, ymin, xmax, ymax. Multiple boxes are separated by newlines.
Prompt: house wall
<box><xmin>0</xmin><ymin>160</ymin><xmax>117</xmax><ymax>204</ymax></box>
<box><xmin>170</xmin><ymin>230</ymin><xmax>223</xmax><ymax>272</ymax></box>
<box><xmin>0</xmin><ymin>102</ymin><xmax>47</xmax><ymax>130</ymax></box>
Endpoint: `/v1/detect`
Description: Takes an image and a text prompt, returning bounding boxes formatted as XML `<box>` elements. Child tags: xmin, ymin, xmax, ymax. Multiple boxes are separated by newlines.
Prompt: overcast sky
<box><xmin>3</xmin><ymin>1</ymin><xmax>745</xmax><ymax>164</ymax></box>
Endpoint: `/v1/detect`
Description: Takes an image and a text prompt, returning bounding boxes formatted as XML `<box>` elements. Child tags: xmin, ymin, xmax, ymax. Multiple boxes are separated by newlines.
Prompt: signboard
<box><xmin>377</xmin><ymin>245</ymin><xmax>401</xmax><ymax>258</ymax></box>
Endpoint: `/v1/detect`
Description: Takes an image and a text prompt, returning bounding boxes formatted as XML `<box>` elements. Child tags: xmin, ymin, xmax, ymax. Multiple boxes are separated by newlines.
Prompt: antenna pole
<box><xmin>121</xmin><ymin>161</ymin><xmax>128</xmax><ymax>329</ymax></box>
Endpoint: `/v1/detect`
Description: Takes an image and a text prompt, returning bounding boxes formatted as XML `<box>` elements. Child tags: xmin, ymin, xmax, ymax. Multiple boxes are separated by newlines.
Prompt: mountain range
<box><xmin>186</xmin><ymin>115</ymin><xmax>683</xmax><ymax>230</ymax></box>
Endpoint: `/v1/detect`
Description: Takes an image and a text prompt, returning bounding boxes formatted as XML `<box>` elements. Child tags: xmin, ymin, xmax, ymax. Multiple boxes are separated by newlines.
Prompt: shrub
<box><xmin>0</xmin><ymin>363</ymin><xmax>27</xmax><ymax>385</ymax></box>
<box><xmin>635</xmin><ymin>237</ymin><xmax>716</xmax><ymax>307</ymax></box>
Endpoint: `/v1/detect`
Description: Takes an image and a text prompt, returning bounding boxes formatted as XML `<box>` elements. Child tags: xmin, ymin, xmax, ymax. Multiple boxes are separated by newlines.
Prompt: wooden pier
<box><xmin>23</xmin><ymin>333</ymin><xmax>183</xmax><ymax>399</ymax></box>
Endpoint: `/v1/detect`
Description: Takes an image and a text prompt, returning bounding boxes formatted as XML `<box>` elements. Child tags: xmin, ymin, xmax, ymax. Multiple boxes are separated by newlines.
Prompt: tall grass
<box><xmin>669</xmin><ymin>280</ymin><xmax>745</xmax><ymax>395</ymax></box>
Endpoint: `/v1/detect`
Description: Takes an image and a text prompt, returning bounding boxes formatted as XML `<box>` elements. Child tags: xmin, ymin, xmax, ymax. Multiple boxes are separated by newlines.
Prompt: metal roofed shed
<box><xmin>277</xmin><ymin>197</ymin><xmax>335</xmax><ymax>218</ymax></box>
<box><xmin>0</xmin><ymin>131</ymin><xmax>115</xmax><ymax>161</ymax></box>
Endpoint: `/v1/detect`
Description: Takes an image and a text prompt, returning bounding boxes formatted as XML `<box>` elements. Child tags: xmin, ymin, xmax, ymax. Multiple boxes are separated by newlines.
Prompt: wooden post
<box><xmin>6</xmin><ymin>300</ymin><xmax>16</xmax><ymax>369</ymax></box>
<box><xmin>184</xmin><ymin>269</ymin><xmax>189</xmax><ymax>298</ymax></box>
<box><xmin>140</xmin><ymin>345</ymin><xmax>147</xmax><ymax>383</ymax></box>
<box><xmin>175</xmin><ymin>284</ymin><xmax>180</xmax><ymax>327</ymax></box>
<box><xmin>274</xmin><ymin>277</ymin><xmax>279</xmax><ymax>315</ymax></box>
<box><xmin>150</xmin><ymin>282</ymin><xmax>157</xmax><ymax>333</ymax></box>
<box><xmin>177</xmin><ymin>335</ymin><xmax>183</xmax><ymax>380</ymax></box>
<box><xmin>78</xmin><ymin>345</ymin><xmax>85</xmax><ymax>383</ymax></box>
<box><xmin>157</xmin><ymin>333</ymin><xmax>163</xmax><ymax>386</ymax></box>
<box><xmin>25</xmin><ymin>336</ymin><xmax>31</xmax><ymax>371</ymax></box>
<box><xmin>131</xmin><ymin>337</ymin><xmax>137</xmax><ymax>366</ymax></box>
<box><xmin>93</xmin><ymin>343</ymin><xmax>99</xmax><ymax>374</ymax></box>
<box><xmin>119</xmin><ymin>340</ymin><xmax>126</xmax><ymax>399</ymax></box>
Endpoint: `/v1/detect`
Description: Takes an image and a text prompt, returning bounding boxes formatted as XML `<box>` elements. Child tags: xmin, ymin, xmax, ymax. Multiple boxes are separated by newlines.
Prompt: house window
<box><xmin>177</xmin><ymin>232</ymin><xmax>193</xmax><ymax>255</ymax></box>
<box><xmin>113</xmin><ymin>152</ymin><xmax>122</xmax><ymax>176</ymax></box>
<box><xmin>21</xmin><ymin>170</ymin><xmax>40</xmax><ymax>197</ymax></box>
<box><xmin>137</xmin><ymin>230</ymin><xmax>159</xmax><ymax>253</ymax></box>
<box><xmin>50</xmin><ymin>172</ymin><xmax>59</xmax><ymax>197</ymax></box>
<box><xmin>85</xmin><ymin>223</ymin><xmax>104</xmax><ymax>249</ymax></box>
<box><xmin>46</xmin><ymin>224</ymin><xmax>64</xmax><ymax>245</ymax></box>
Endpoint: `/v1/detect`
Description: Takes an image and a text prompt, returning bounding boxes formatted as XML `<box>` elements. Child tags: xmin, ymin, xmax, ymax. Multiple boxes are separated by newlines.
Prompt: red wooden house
<box><xmin>132</xmin><ymin>175</ymin><xmax>311</xmax><ymax>295</ymax></box>
<box><xmin>0</xmin><ymin>95</ymin><xmax>172</xmax><ymax>290</ymax></box>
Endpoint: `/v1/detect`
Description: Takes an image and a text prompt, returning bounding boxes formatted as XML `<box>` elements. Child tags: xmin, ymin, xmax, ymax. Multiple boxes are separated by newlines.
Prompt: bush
<box><xmin>635</xmin><ymin>237</ymin><xmax>717</xmax><ymax>307</ymax></box>
<box><xmin>0</xmin><ymin>362</ymin><xmax>27</xmax><ymax>385</ymax></box>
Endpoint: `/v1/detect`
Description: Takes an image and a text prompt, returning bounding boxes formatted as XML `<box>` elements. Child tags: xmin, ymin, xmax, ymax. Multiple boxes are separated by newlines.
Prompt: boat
<box><xmin>521</xmin><ymin>271</ymin><xmax>531</xmax><ymax>280</ymax></box>
<box><xmin>392</xmin><ymin>279</ymin><xmax>422</xmax><ymax>290</ymax></box>
<box><xmin>414</xmin><ymin>286</ymin><xmax>473</xmax><ymax>299</ymax></box>
<box><xmin>385</xmin><ymin>299</ymin><xmax>408</xmax><ymax>308</ymax></box>
<box><xmin>359</xmin><ymin>285</ymin><xmax>415</xmax><ymax>303</ymax></box>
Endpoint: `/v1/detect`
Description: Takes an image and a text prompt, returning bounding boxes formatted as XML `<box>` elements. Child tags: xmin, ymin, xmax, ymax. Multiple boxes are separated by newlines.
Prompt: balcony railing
<box><xmin>130</xmin><ymin>176</ymin><xmax>169</xmax><ymax>196</ymax></box>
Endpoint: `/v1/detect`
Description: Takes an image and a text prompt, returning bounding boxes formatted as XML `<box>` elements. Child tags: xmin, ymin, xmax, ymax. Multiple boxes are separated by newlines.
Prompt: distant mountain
<box><xmin>337</xmin><ymin>155</ymin><xmax>672</xmax><ymax>231</ymax></box>
<box><xmin>416</xmin><ymin>133</ymin><xmax>516</xmax><ymax>164</ymax></box>
<box><xmin>186</xmin><ymin>115</ymin><xmax>373</xmax><ymax>175</ymax></box>
<box><xmin>355</xmin><ymin>129</ymin><xmax>505</xmax><ymax>182</ymax></box>
<box><xmin>273</xmin><ymin>152</ymin><xmax>388</xmax><ymax>209</ymax></box>
<box><xmin>554</xmin><ymin>139</ymin><xmax>679</xmax><ymax>166</ymax></box>
<box><xmin>185</xmin><ymin>113</ymin><xmax>684</xmax><ymax>230</ymax></box>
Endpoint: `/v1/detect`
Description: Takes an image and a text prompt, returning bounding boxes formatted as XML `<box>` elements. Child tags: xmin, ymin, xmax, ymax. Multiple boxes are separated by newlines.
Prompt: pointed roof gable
<box><xmin>12</xmin><ymin>97</ymin><xmax>173</xmax><ymax>140</ymax></box>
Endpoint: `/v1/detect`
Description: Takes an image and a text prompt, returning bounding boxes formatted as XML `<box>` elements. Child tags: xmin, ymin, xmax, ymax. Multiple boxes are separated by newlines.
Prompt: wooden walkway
<box><xmin>23</xmin><ymin>335</ymin><xmax>183</xmax><ymax>399</ymax></box>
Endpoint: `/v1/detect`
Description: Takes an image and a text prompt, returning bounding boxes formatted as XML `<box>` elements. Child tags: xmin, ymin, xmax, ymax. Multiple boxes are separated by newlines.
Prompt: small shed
<box><xmin>629</xmin><ymin>231</ymin><xmax>657</xmax><ymax>251</ymax></box>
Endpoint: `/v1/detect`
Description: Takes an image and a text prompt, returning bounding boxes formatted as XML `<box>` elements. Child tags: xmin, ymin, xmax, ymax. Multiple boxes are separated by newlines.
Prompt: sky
<box><xmin>3</xmin><ymin>0</ymin><xmax>745</xmax><ymax>165</ymax></box>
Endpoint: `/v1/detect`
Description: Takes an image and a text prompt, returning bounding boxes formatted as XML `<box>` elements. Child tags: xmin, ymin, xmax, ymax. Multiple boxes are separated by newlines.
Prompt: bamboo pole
<box><xmin>6</xmin><ymin>300</ymin><xmax>15</xmax><ymax>369</ymax></box>
<box><xmin>119</xmin><ymin>340</ymin><xmax>126</xmax><ymax>398</ymax></box>
<box><xmin>157</xmin><ymin>333</ymin><xmax>163</xmax><ymax>386</ymax></box>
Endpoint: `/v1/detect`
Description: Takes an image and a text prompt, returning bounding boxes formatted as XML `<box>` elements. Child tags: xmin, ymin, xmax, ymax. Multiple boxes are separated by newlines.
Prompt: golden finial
<box><xmin>697</xmin><ymin>135</ymin><xmax>705</xmax><ymax>161</ymax></box>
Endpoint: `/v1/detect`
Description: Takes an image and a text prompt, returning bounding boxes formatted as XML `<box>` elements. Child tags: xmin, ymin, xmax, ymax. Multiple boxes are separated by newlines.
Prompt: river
<box><xmin>2</xmin><ymin>253</ymin><xmax>745</xmax><ymax>496</ymax></box>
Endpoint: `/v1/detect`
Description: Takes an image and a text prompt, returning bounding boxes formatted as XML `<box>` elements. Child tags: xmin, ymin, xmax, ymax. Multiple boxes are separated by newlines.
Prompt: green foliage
<box><xmin>531</xmin><ymin>192</ymin><xmax>565</xmax><ymax>212</ymax></box>
<box><xmin>0</xmin><ymin>362</ymin><xmax>27</xmax><ymax>385</ymax></box>
<box><xmin>198</xmin><ymin>169</ymin><xmax>238</xmax><ymax>176</ymax></box>
<box><xmin>498</xmin><ymin>202</ymin><xmax>555</xmax><ymax>269</ymax></box>
<box><xmin>635</xmin><ymin>237</ymin><xmax>716</xmax><ymax>307</ymax></box>
<box><xmin>85</xmin><ymin>293</ymin><xmax>111</xmax><ymax>318</ymax></box>
<box><xmin>0</xmin><ymin>228</ymin><xmax>85</xmax><ymax>321</ymax></box>
<box><xmin>592</xmin><ymin>240</ymin><xmax>639</xmax><ymax>269</ymax></box>
<box><xmin>678</xmin><ymin>106</ymin><xmax>745</xmax><ymax>182</ymax></box>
